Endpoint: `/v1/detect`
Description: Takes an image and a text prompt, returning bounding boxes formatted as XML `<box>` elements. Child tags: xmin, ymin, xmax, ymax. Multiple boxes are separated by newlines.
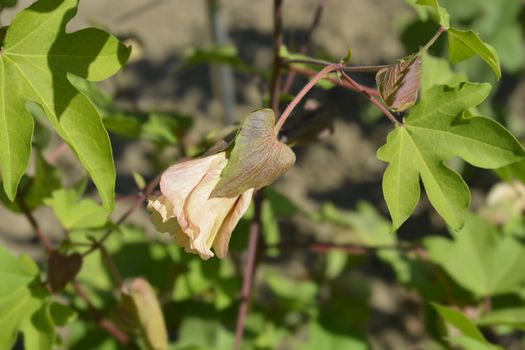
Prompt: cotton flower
<box><xmin>148</xmin><ymin>152</ymin><xmax>254</xmax><ymax>260</ymax></box>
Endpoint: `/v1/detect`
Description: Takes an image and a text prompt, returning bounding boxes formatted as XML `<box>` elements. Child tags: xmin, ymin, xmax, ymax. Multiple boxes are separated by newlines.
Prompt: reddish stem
<box><xmin>282</xmin><ymin>0</ymin><xmax>328</xmax><ymax>93</ymax></box>
<box><xmin>275</xmin><ymin>63</ymin><xmax>342</xmax><ymax>134</ymax></box>
<box><xmin>340</xmin><ymin>71</ymin><xmax>399</xmax><ymax>125</ymax></box>
<box><xmin>289</xmin><ymin>65</ymin><xmax>380</xmax><ymax>97</ymax></box>
<box><xmin>234</xmin><ymin>195</ymin><xmax>262</xmax><ymax>350</ymax></box>
<box><xmin>18</xmin><ymin>197</ymin><xmax>53</xmax><ymax>253</ymax></box>
<box><xmin>83</xmin><ymin>173</ymin><xmax>161</xmax><ymax>256</ymax></box>
<box><xmin>269</xmin><ymin>0</ymin><xmax>283</xmax><ymax>114</ymax></box>
<box><xmin>73</xmin><ymin>281</ymin><xmax>131</xmax><ymax>345</ymax></box>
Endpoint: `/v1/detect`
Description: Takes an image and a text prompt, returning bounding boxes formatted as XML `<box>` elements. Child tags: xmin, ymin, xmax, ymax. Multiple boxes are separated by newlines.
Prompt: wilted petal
<box><xmin>147</xmin><ymin>195</ymin><xmax>194</xmax><ymax>254</ymax></box>
<box><xmin>213</xmin><ymin>188</ymin><xmax>254</xmax><ymax>259</ymax></box>
<box><xmin>160</xmin><ymin>153</ymin><xmax>227</xmax><ymax>229</ymax></box>
<box><xmin>183</xmin><ymin>160</ymin><xmax>238</xmax><ymax>260</ymax></box>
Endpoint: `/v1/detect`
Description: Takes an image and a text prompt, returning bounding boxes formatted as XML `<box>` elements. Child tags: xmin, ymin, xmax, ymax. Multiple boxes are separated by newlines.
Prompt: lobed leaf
<box><xmin>0</xmin><ymin>246</ymin><xmax>54</xmax><ymax>350</ymax></box>
<box><xmin>0</xmin><ymin>0</ymin><xmax>130</xmax><ymax>210</ymax></box>
<box><xmin>448</xmin><ymin>28</ymin><xmax>501</xmax><ymax>79</ymax></box>
<box><xmin>425</xmin><ymin>215</ymin><xmax>525</xmax><ymax>296</ymax></box>
<box><xmin>211</xmin><ymin>109</ymin><xmax>296</xmax><ymax>198</ymax></box>
<box><xmin>378</xmin><ymin>82</ymin><xmax>525</xmax><ymax>231</ymax></box>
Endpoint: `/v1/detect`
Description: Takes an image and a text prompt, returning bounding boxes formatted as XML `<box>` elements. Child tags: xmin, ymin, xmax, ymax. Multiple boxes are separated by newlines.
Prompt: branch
<box><xmin>17</xmin><ymin>196</ymin><xmax>53</xmax><ymax>253</ymax></box>
<box><xmin>289</xmin><ymin>65</ymin><xmax>379</xmax><ymax>97</ymax></box>
<box><xmin>275</xmin><ymin>63</ymin><xmax>342</xmax><ymax>134</ymax></box>
<box><xmin>286</xmin><ymin>58</ymin><xmax>388</xmax><ymax>73</ymax></box>
<box><xmin>269</xmin><ymin>0</ymin><xmax>284</xmax><ymax>114</ymax></box>
<box><xmin>340</xmin><ymin>71</ymin><xmax>399</xmax><ymax>125</ymax></box>
<box><xmin>282</xmin><ymin>0</ymin><xmax>328</xmax><ymax>93</ymax></box>
<box><xmin>421</xmin><ymin>26</ymin><xmax>446</xmax><ymax>52</ymax></box>
<box><xmin>72</xmin><ymin>280</ymin><xmax>132</xmax><ymax>346</ymax></box>
<box><xmin>83</xmin><ymin>174</ymin><xmax>161</xmax><ymax>256</ymax></box>
<box><xmin>234</xmin><ymin>194</ymin><xmax>262</xmax><ymax>350</ymax></box>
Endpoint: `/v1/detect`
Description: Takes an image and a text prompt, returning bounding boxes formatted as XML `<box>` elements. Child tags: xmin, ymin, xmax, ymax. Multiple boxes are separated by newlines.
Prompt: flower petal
<box><xmin>147</xmin><ymin>195</ymin><xmax>194</xmax><ymax>253</ymax></box>
<box><xmin>183</xmin><ymin>160</ymin><xmax>238</xmax><ymax>260</ymax></box>
<box><xmin>160</xmin><ymin>153</ymin><xmax>227</xmax><ymax>229</ymax></box>
<box><xmin>213</xmin><ymin>188</ymin><xmax>254</xmax><ymax>259</ymax></box>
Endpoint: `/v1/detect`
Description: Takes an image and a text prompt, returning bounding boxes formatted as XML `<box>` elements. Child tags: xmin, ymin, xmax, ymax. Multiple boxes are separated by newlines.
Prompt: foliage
<box><xmin>0</xmin><ymin>0</ymin><xmax>525</xmax><ymax>349</ymax></box>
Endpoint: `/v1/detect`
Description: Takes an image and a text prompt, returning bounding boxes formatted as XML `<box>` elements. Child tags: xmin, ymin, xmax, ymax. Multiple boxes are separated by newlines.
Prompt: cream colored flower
<box><xmin>148</xmin><ymin>152</ymin><xmax>254</xmax><ymax>260</ymax></box>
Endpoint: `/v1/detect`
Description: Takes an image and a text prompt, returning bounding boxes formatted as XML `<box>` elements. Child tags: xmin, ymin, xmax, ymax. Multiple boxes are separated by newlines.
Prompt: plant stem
<box><xmin>83</xmin><ymin>174</ymin><xmax>161</xmax><ymax>256</ymax></box>
<box><xmin>100</xmin><ymin>245</ymin><xmax>124</xmax><ymax>288</ymax></box>
<box><xmin>234</xmin><ymin>195</ymin><xmax>262</xmax><ymax>350</ymax></box>
<box><xmin>269</xmin><ymin>0</ymin><xmax>283</xmax><ymax>114</ymax></box>
<box><xmin>286</xmin><ymin>58</ymin><xmax>388</xmax><ymax>73</ymax></box>
<box><xmin>18</xmin><ymin>197</ymin><xmax>53</xmax><ymax>253</ymax></box>
<box><xmin>289</xmin><ymin>65</ymin><xmax>379</xmax><ymax>97</ymax></box>
<box><xmin>275</xmin><ymin>63</ymin><xmax>342</xmax><ymax>134</ymax></box>
<box><xmin>72</xmin><ymin>280</ymin><xmax>132</xmax><ymax>345</ymax></box>
<box><xmin>282</xmin><ymin>0</ymin><xmax>328</xmax><ymax>93</ymax></box>
<box><xmin>421</xmin><ymin>26</ymin><xmax>446</xmax><ymax>52</ymax></box>
<box><xmin>340</xmin><ymin>71</ymin><xmax>399</xmax><ymax>125</ymax></box>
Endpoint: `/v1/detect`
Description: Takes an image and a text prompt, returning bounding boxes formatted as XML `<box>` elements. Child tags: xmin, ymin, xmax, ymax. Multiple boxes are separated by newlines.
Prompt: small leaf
<box><xmin>132</xmin><ymin>171</ymin><xmax>146</xmax><ymax>190</ymax></box>
<box><xmin>117</xmin><ymin>278</ymin><xmax>168</xmax><ymax>350</ymax></box>
<box><xmin>432</xmin><ymin>303</ymin><xmax>502</xmax><ymax>350</ymax></box>
<box><xmin>44</xmin><ymin>189</ymin><xmax>108</xmax><ymax>229</ymax></box>
<box><xmin>415</xmin><ymin>0</ymin><xmax>450</xmax><ymax>29</ymax></box>
<box><xmin>448</xmin><ymin>28</ymin><xmax>501</xmax><ymax>79</ymax></box>
<box><xmin>378</xmin><ymin>82</ymin><xmax>525</xmax><ymax>231</ymax></box>
<box><xmin>47</xmin><ymin>251</ymin><xmax>82</xmax><ymax>293</ymax></box>
<box><xmin>425</xmin><ymin>215</ymin><xmax>525</xmax><ymax>296</ymax></box>
<box><xmin>211</xmin><ymin>109</ymin><xmax>296</xmax><ymax>198</ymax></box>
<box><xmin>376</xmin><ymin>55</ymin><xmax>421</xmax><ymax>112</ymax></box>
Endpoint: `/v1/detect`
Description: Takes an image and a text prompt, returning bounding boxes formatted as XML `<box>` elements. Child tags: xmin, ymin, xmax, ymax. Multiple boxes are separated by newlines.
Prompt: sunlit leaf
<box><xmin>378</xmin><ymin>82</ymin><xmax>525</xmax><ymax>231</ymax></box>
<box><xmin>448</xmin><ymin>28</ymin><xmax>501</xmax><ymax>79</ymax></box>
<box><xmin>0</xmin><ymin>0</ymin><xmax>130</xmax><ymax>210</ymax></box>
<box><xmin>44</xmin><ymin>188</ymin><xmax>108</xmax><ymax>230</ymax></box>
<box><xmin>425</xmin><ymin>215</ymin><xmax>525</xmax><ymax>296</ymax></box>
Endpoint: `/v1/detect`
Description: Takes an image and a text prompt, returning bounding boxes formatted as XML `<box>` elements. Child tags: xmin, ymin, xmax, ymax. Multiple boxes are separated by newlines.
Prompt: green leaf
<box><xmin>377</xmin><ymin>82</ymin><xmax>524</xmax><ymax>231</ymax></box>
<box><xmin>211</xmin><ymin>109</ymin><xmax>296</xmax><ymax>198</ymax></box>
<box><xmin>184</xmin><ymin>45</ymin><xmax>255</xmax><ymax>74</ymax></box>
<box><xmin>0</xmin><ymin>246</ymin><xmax>54</xmax><ymax>350</ymax></box>
<box><xmin>44</xmin><ymin>188</ymin><xmax>108</xmax><ymax>229</ymax></box>
<box><xmin>496</xmin><ymin>160</ymin><xmax>525</xmax><ymax>184</ymax></box>
<box><xmin>376</xmin><ymin>55</ymin><xmax>421</xmax><ymax>112</ymax></box>
<box><xmin>414</xmin><ymin>0</ymin><xmax>450</xmax><ymax>29</ymax></box>
<box><xmin>320</xmin><ymin>201</ymin><xmax>393</xmax><ymax>247</ymax></box>
<box><xmin>0</xmin><ymin>0</ymin><xmax>130</xmax><ymax>210</ymax></box>
<box><xmin>298</xmin><ymin>321</ymin><xmax>367</xmax><ymax>350</ymax></box>
<box><xmin>447</xmin><ymin>28</ymin><xmax>501</xmax><ymax>79</ymax></box>
<box><xmin>420</xmin><ymin>52</ymin><xmax>467</xmax><ymax>95</ymax></box>
<box><xmin>425</xmin><ymin>215</ymin><xmax>525</xmax><ymax>296</ymax></box>
<box><xmin>432</xmin><ymin>303</ymin><xmax>502</xmax><ymax>350</ymax></box>
<box><xmin>0</xmin><ymin>0</ymin><xmax>17</xmax><ymax>8</ymax></box>
<box><xmin>50</xmin><ymin>302</ymin><xmax>77</xmax><ymax>326</ymax></box>
<box><xmin>477</xmin><ymin>308</ymin><xmax>525</xmax><ymax>328</ymax></box>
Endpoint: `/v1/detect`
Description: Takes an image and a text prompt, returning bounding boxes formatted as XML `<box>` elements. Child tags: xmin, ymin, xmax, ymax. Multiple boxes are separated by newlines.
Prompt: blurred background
<box><xmin>1</xmin><ymin>0</ymin><xmax>525</xmax><ymax>349</ymax></box>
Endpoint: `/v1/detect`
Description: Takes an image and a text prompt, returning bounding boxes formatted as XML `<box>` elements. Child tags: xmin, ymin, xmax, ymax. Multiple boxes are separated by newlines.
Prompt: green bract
<box><xmin>0</xmin><ymin>0</ymin><xmax>130</xmax><ymax>211</ymax></box>
<box><xmin>377</xmin><ymin>82</ymin><xmax>525</xmax><ymax>231</ymax></box>
<box><xmin>211</xmin><ymin>109</ymin><xmax>296</xmax><ymax>198</ymax></box>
